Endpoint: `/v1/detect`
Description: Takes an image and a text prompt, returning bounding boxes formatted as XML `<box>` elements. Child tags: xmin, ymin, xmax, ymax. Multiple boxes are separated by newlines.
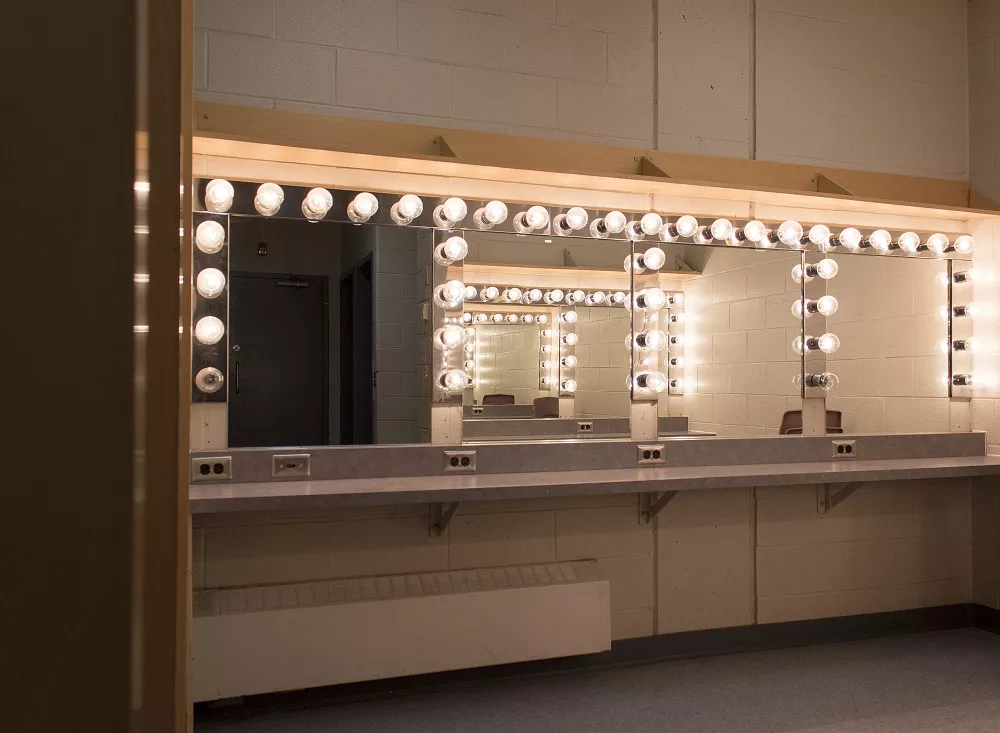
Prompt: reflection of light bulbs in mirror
<box><xmin>625</xmin><ymin>253</ymin><xmax>646</xmax><ymax>274</ymax></box>
<box><xmin>506</xmin><ymin>314</ymin><xmax>519</xmax><ymax>324</ymax></box>
<box><xmin>254</xmin><ymin>183</ymin><xmax>284</xmax><ymax>216</ymax></box>
<box><xmin>561</xmin><ymin>355</ymin><xmax>577</xmax><ymax>367</ymax></box>
<box><xmin>590</xmin><ymin>210</ymin><xmax>627</xmax><ymax>238</ymax></box>
<box><xmin>480</xmin><ymin>286</ymin><xmax>500</xmax><ymax>302</ymax></box>
<box><xmin>464</xmin><ymin>286</ymin><xmax>478</xmax><ymax>301</ymax></box>
<box><xmin>433</xmin><ymin>235</ymin><xmax>469</xmax><ymax>265</ymax></box>
<box><xmin>503</xmin><ymin>287</ymin><xmax>523</xmax><ymax>303</ymax></box>
<box><xmin>641</xmin><ymin>213</ymin><xmax>663</xmax><ymax>235</ymax></box>
<box><xmin>514</xmin><ymin>205</ymin><xmax>549</xmax><ymax>233</ymax></box>
<box><xmin>586</xmin><ymin>291</ymin><xmax>607</xmax><ymax>306</ymax></box>
<box><xmin>433</xmin><ymin>325</ymin><xmax>465</xmax><ymax>350</ymax></box>
<box><xmin>347</xmin><ymin>192</ymin><xmax>379</xmax><ymax>223</ymax></box>
<box><xmin>437</xmin><ymin>369</ymin><xmax>468</xmax><ymax>394</ymax></box>
<box><xmin>561</xmin><ymin>310</ymin><xmax>577</xmax><ymax>323</ymax></box>
<box><xmin>434</xmin><ymin>280</ymin><xmax>466</xmax><ymax>308</ymax></box>
<box><xmin>563</xmin><ymin>333</ymin><xmax>579</xmax><ymax>345</ymax></box>
<box><xmin>667</xmin><ymin>293</ymin><xmax>684</xmax><ymax>308</ymax></box>
<box><xmin>302</xmin><ymin>188</ymin><xmax>334</xmax><ymax>221</ymax></box>
<box><xmin>544</xmin><ymin>289</ymin><xmax>565</xmax><ymax>304</ymax></box>
<box><xmin>541</xmin><ymin>360</ymin><xmax>553</xmax><ymax>369</ymax></box>
<box><xmin>461</xmin><ymin>312</ymin><xmax>474</xmax><ymax>323</ymax></box>
<box><xmin>635</xmin><ymin>288</ymin><xmax>667</xmax><ymax>311</ymax></box>
<box><xmin>954</xmin><ymin>235</ymin><xmax>975</xmax><ymax>254</ymax></box>
<box><xmin>195</xmin><ymin>220</ymin><xmax>226</xmax><ymax>254</ymax></box>
<box><xmin>561</xmin><ymin>379</ymin><xmax>577</xmax><ymax>393</ymax></box>
<box><xmin>541</xmin><ymin>344</ymin><xmax>553</xmax><ymax>353</ymax></box>
<box><xmin>491</xmin><ymin>313</ymin><xmax>505</xmax><ymax>323</ymax></box>
<box><xmin>636</xmin><ymin>330</ymin><xmax>667</xmax><ymax>350</ymax></box>
<box><xmin>520</xmin><ymin>314</ymin><xmax>535</xmax><ymax>324</ymax></box>
<box><xmin>660</xmin><ymin>215</ymin><xmax>699</xmax><ymax>242</ymax></box>
<box><xmin>433</xmin><ymin>197</ymin><xmax>468</xmax><ymax>228</ymax></box>
<box><xmin>554</xmin><ymin>206</ymin><xmax>589</xmax><ymax>235</ymax></box>
<box><xmin>838</xmin><ymin>227</ymin><xmax>862</xmax><ymax>251</ymax></box>
<box><xmin>205</xmin><ymin>179</ymin><xmax>234</xmax><ymax>212</ymax></box>
<box><xmin>390</xmin><ymin>194</ymin><xmax>423</xmax><ymax>225</ymax></box>
<box><xmin>464</xmin><ymin>360</ymin><xmax>476</xmax><ymax>370</ymax></box>
<box><xmin>194</xmin><ymin>367</ymin><xmax>225</xmax><ymax>394</ymax></box>
<box><xmin>196</xmin><ymin>268</ymin><xmax>226</xmax><ymax>299</ymax></box>
<box><xmin>473</xmin><ymin>200</ymin><xmax>508</xmax><ymax>229</ymax></box>
<box><xmin>475</xmin><ymin>313</ymin><xmax>489</xmax><ymax>323</ymax></box>
<box><xmin>524</xmin><ymin>288</ymin><xmax>543</xmax><ymax>303</ymax></box>
<box><xmin>635</xmin><ymin>371</ymin><xmax>668</xmax><ymax>393</ymax></box>
<box><xmin>792</xmin><ymin>299</ymin><xmax>805</xmax><ymax>319</ymax></box>
<box><xmin>805</xmin><ymin>372</ymin><xmax>839</xmax><ymax>391</ymax></box>
<box><xmin>791</xmin><ymin>265</ymin><xmax>811</xmax><ymax>284</ymax></box>
<box><xmin>566</xmin><ymin>289</ymin><xmax>586</xmax><ymax>305</ymax></box>
<box><xmin>195</xmin><ymin>316</ymin><xmax>225</xmax><ymax>345</ymax></box>
<box><xmin>537</xmin><ymin>314</ymin><xmax>549</xmax><ymax>324</ymax></box>
<box><xmin>611</xmin><ymin>291</ymin><xmax>627</xmax><ymax>304</ymax></box>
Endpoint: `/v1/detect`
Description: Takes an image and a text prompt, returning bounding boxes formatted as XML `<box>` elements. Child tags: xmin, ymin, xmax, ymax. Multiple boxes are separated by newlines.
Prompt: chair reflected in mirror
<box><xmin>779</xmin><ymin>410</ymin><xmax>843</xmax><ymax>435</ymax></box>
<box><xmin>482</xmin><ymin>394</ymin><xmax>515</xmax><ymax>405</ymax></box>
<box><xmin>533</xmin><ymin>397</ymin><xmax>560</xmax><ymax>419</ymax></box>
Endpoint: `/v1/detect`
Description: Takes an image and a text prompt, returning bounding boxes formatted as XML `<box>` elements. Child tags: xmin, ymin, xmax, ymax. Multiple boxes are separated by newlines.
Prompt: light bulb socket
<box><xmin>953</xmin><ymin>339</ymin><xmax>973</xmax><ymax>352</ymax></box>
<box><xmin>953</xmin><ymin>373</ymin><xmax>973</xmax><ymax>386</ymax></box>
<box><xmin>953</xmin><ymin>270</ymin><xmax>973</xmax><ymax>283</ymax></box>
<box><xmin>953</xmin><ymin>305</ymin><xmax>973</xmax><ymax>317</ymax></box>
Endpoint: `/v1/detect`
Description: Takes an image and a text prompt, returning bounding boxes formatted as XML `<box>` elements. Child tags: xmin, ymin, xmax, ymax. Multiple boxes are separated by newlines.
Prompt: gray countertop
<box><xmin>190</xmin><ymin>455</ymin><xmax>1000</xmax><ymax>513</ymax></box>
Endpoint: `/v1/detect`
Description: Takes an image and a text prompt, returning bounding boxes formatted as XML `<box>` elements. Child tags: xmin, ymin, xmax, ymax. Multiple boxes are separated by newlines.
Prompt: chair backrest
<box><xmin>779</xmin><ymin>409</ymin><xmax>845</xmax><ymax>434</ymax></box>
<box><xmin>483</xmin><ymin>393</ymin><xmax>515</xmax><ymax>405</ymax></box>
<box><xmin>533</xmin><ymin>397</ymin><xmax>560</xmax><ymax>418</ymax></box>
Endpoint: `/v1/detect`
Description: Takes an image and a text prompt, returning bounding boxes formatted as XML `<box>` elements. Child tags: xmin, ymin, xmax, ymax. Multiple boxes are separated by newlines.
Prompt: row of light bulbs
<box><xmin>202</xmin><ymin>180</ymin><xmax>976</xmax><ymax>257</ymax></box>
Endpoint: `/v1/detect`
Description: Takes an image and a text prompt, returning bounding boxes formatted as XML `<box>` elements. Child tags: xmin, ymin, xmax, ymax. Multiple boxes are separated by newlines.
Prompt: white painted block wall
<box><xmin>195</xmin><ymin>0</ymin><xmax>970</xmax><ymax>179</ymax></box>
<box><xmin>970</xmin><ymin>0</ymin><xmax>1000</xmax><ymax>200</ymax></box>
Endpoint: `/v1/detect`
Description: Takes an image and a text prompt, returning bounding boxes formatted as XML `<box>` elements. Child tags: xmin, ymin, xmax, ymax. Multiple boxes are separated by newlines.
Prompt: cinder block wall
<box><xmin>194</xmin><ymin>0</ymin><xmax>969</xmax><ymax>179</ymax></box>
<box><xmin>193</xmin><ymin>478</ymin><xmax>973</xmax><ymax>644</ymax></box>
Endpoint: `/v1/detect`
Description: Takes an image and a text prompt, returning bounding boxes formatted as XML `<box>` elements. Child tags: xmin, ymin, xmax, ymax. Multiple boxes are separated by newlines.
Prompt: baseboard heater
<box><xmin>192</xmin><ymin>561</ymin><xmax>611</xmax><ymax>701</ymax></box>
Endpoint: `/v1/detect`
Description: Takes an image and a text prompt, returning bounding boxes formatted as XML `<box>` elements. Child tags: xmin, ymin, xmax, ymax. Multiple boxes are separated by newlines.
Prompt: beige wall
<box><xmin>474</xmin><ymin>323</ymin><xmax>546</xmax><ymax>405</ymax></box>
<box><xmin>970</xmin><ymin>0</ymin><xmax>1000</xmax><ymax>202</ymax></box>
<box><xmin>194</xmin><ymin>478</ymin><xmax>973</xmax><ymax>645</ymax></box>
<box><xmin>575</xmin><ymin>307</ymin><xmax>631</xmax><ymax>419</ymax></box>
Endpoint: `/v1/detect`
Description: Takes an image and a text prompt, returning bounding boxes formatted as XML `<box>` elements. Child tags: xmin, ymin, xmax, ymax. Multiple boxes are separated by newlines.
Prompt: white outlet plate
<box><xmin>191</xmin><ymin>456</ymin><xmax>232</xmax><ymax>481</ymax></box>
<box><xmin>637</xmin><ymin>444</ymin><xmax>665</xmax><ymax>465</ymax></box>
<box><xmin>577</xmin><ymin>421</ymin><xmax>594</xmax><ymax>433</ymax></box>
<box><xmin>832</xmin><ymin>440</ymin><xmax>857</xmax><ymax>459</ymax></box>
<box><xmin>272</xmin><ymin>453</ymin><xmax>310</xmax><ymax>478</ymax></box>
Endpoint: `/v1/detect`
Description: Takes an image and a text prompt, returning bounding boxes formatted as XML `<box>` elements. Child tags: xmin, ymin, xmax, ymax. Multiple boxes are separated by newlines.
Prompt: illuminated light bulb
<box><xmin>792</xmin><ymin>299</ymin><xmax>805</xmax><ymax>319</ymax></box>
<box><xmin>196</xmin><ymin>268</ymin><xmax>226</xmax><ymax>299</ymax></box>
<box><xmin>544</xmin><ymin>289</ymin><xmax>565</xmax><ymax>304</ymax></box>
<box><xmin>561</xmin><ymin>310</ymin><xmax>578</xmax><ymax>323</ymax></box>
<box><xmin>465</xmin><ymin>360</ymin><xmax>477</xmax><ymax>370</ymax></box>
<box><xmin>669</xmin><ymin>313</ymin><xmax>685</xmax><ymax>324</ymax></box>
<box><xmin>692</xmin><ymin>226</ymin><xmax>714</xmax><ymax>244</ymax></box>
<box><xmin>475</xmin><ymin>313</ymin><xmax>489</xmax><ymax>323</ymax></box>
<box><xmin>669</xmin><ymin>334</ymin><xmax>684</xmax><ymax>346</ymax></box>
<box><xmin>668</xmin><ymin>378</ymin><xmax>684</xmax><ymax>390</ymax></box>
<box><xmin>810</xmin><ymin>258</ymin><xmax>839</xmax><ymax>280</ymax></box>
<box><xmin>635</xmin><ymin>287</ymin><xmax>667</xmax><ymax>311</ymax></box>
<box><xmin>734</xmin><ymin>220</ymin><xmax>768</xmax><ymax>244</ymax></box>
<box><xmin>433</xmin><ymin>280</ymin><xmax>466</xmax><ymax>308</ymax></box>
<box><xmin>952</xmin><ymin>373</ymin><xmax>974</xmax><ymax>386</ymax></box>
<box><xmin>865</xmin><ymin>229</ymin><xmax>892</xmax><ymax>254</ymax></box>
<box><xmin>347</xmin><ymin>192</ymin><xmax>379</xmax><ymax>223</ymax></box>
<box><xmin>791</xmin><ymin>265</ymin><xmax>811</xmax><ymax>284</ymax></box>
<box><xmin>641</xmin><ymin>213</ymin><xmax>664</xmax><ymax>236</ymax></box>
<box><xmin>490</xmin><ymin>313</ymin><xmax>504</xmax><ymax>323</ymax></box>
<box><xmin>465</xmin><ymin>326</ymin><xmax>476</xmax><ymax>338</ymax></box>
<box><xmin>776</xmin><ymin>220</ymin><xmax>804</xmax><ymax>248</ymax></box>
<box><xmin>461</xmin><ymin>313</ymin><xmax>474</xmax><ymax>324</ymax></box>
<box><xmin>896</xmin><ymin>232</ymin><xmax>920</xmax><ymax>254</ymax></box>
<box><xmin>953</xmin><ymin>302</ymin><xmax>981</xmax><ymax>318</ymax></box>
<box><xmin>480</xmin><ymin>286</ymin><xmax>500</xmax><ymax>302</ymax></box>
<box><xmin>541</xmin><ymin>376</ymin><xmax>555</xmax><ymax>386</ymax></box>
<box><xmin>805</xmin><ymin>372</ymin><xmax>839</xmax><ymax>391</ymax></box>
<box><xmin>611</xmin><ymin>291</ymin><xmax>627</xmax><ymax>304</ymax></box>
<box><xmin>195</xmin><ymin>220</ymin><xmax>226</xmax><ymax>254</ymax></box>
<box><xmin>636</xmin><ymin>330</ymin><xmax>667</xmax><ymax>350</ymax></box>
<box><xmin>433</xmin><ymin>197</ymin><xmax>468</xmax><ymax>228</ymax></box>
<box><xmin>566</xmin><ymin>289</ymin><xmax>586</xmax><ymax>305</ymax></box>
<box><xmin>635</xmin><ymin>371</ymin><xmax>668</xmax><ymax>393</ymax></box>
<box><xmin>667</xmin><ymin>293</ymin><xmax>684</xmax><ymax>307</ymax></box>
<box><xmin>562</xmin><ymin>355</ymin><xmax>578</xmax><ymax>368</ymax></box>
<box><xmin>464</xmin><ymin>286</ymin><xmax>478</xmax><ymax>301</ymax></box>
<box><xmin>563</xmin><ymin>333</ymin><xmax>579</xmax><ymax>345</ymax></box>
<box><xmin>537</xmin><ymin>314</ymin><xmax>550</xmax><ymax>324</ymax></box>
<box><xmin>837</xmin><ymin>227</ymin><xmax>862</xmax><ymax>251</ymax></box>
<box><xmin>710</xmin><ymin>218</ymin><xmax>735</xmax><ymax>241</ymax></box>
<box><xmin>756</xmin><ymin>230</ymin><xmax>777</xmax><ymax>249</ymax></box>
<box><xmin>390</xmin><ymin>194</ymin><xmax>423</xmax><ymax>225</ymax></box>
<box><xmin>554</xmin><ymin>206</ymin><xmax>589</xmax><ymax>235</ymax></box>
<box><xmin>502</xmin><ymin>287</ymin><xmax>523</xmax><ymax>303</ymax></box>
<box><xmin>433</xmin><ymin>235</ymin><xmax>469</xmax><ymax>266</ymax></box>
<box><xmin>953</xmin><ymin>338</ymin><xmax>978</xmax><ymax>352</ymax></box>
<box><xmin>815</xmin><ymin>295</ymin><xmax>839</xmax><ymax>316</ymax></box>
<box><xmin>473</xmin><ymin>200</ymin><xmax>508</xmax><ymax>230</ymax></box>
<box><xmin>437</xmin><ymin>368</ymin><xmax>469</xmax><ymax>394</ymax></box>
<box><xmin>809</xmin><ymin>224</ymin><xmax>832</xmax><ymax>251</ymax></box>
<box><xmin>204</xmin><ymin>179</ymin><xmax>234</xmax><ymax>212</ymax></box>
<box><xmin>953</xmin><ymin>267</ymin><xmax>988</xmax><ymax>284</ymax></box>
<box><xmin>524</xmin><ymin>288</ymin><xmax>543</xmax><ymax>304</ymax></box>
<box><xmin>660</xmin><ymin>215</ymin><xmax>699</xmax><ymax>242</ymax></box>
<box><xmin>541</xmin><ymin>359</ymin><xmax>553</xmax><ymax>369</ymax></box>
<box><xmin>194</xmin><ymin>366</ymin><xmax>224</xmax><ymax>394</ymax></box>
<box><xmin>937</xmin><ymin>304</ymin><xmax>950</xmax><ymax>321</ymax></box>
<box><xmin>954</xmin><ymin>235</ymin><xmax>975</xmax><ymax>254</ymax></box>
<box><xmin>194</xmin><ymin>316</ymin><xmax>225</xmax><ymax>345</ymax></box>
<box><xmin>561</xmin><ymin>379</ymin><xmax>578</xmax><ymax>393</ymax></box>
<box><xmin>302</xmin><ymin>188</ymin><xmax>334</xmax><ymax>221</ymax></box>
<box><xmin>521</xmin><ymin>314</ymin><xmax>535</xmax><ymax>324</ymax></box>
<box><xmin>586</xmin><ymin>291</ymin><xmax>607</xmax><ymax>306</ymax></box>
<box><xmin>792</xmin><ymin>336</ymin><xmax>806</xmax><ymax>355</ymax></box>
<box><xmin>925</xmin><ymin>233</ymin><xmax>948</xmax><ymax>255</ymax></box>
<box><xmin>589</xmin><ymin>210</ymin><xmax>627</xmax><ymax>238</ymax></box>
<box><xmin>625</xmin><ymin>253</ymin><xmax>646</xmax><ymax>274</ymax></box>
<box><xmin>810</xmin><ymin>333</ymin><xmax>841</xmax><ymax>354</ymax></box>
<box><xmin>541</xmin><ymin>344</ymin><xmax>553</xmax><ymax>353</ymax></box>
<box><xmin>726</xmin><ymin>231</ymin><xmax>743</xmax><ymax>246</ymax></box>
<box><xmin>506</xmin><ymin>314</ymin><xmax>519</xmax><ymax>324</ymax></box>
<box><xmin>541</xmin><ymin>328</ymin><xmax>553</xmax><ymax>337</ymax></box>
<box><xmin>433</xmin><ymin>325</ymin><xmax>465</xmax><ymax>350</ymax></box>
<box><xmin>513</xmin><ymin>205</ymin><xmax>550</xmax><ymax>233</ymax></box>
<box><xmin>668</xmin><ymin>356</ymin><xmax>684</xmax><ymax>367</ymax></box>
<box><xmin>254</xmin><ymin>182</ymin><xmax>284</xmax><ymax>216</ymax></box>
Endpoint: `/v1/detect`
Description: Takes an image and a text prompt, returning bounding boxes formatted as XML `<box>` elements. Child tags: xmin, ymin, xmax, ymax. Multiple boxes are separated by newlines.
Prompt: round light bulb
<box><xmin>817</xmin><ymin>333</ymin><xmax>840</xmax><ymax>354</ymax></box>
<box><xmin>563</xmin><ymin>207</ymin><xmax>589</xmax><ymax>231</ymax></box>
<box><xmin>563</xmin><ymin>333</ymin><xmax>579</xmax><ymax>345</ymax></box>
<box><xmin>567</xmin><ymin>289</ymin><xmax>586</xmax><ymax>305</ymax></box>
<box><xmin>537</xmin><ymin>314</ymin><xmax>550</xmax><ymax>324</ymax></box>
<box><xmin>839</xmin><ymin>227</ymin><xmax>862</xmax><ymax>251</ymax></box>
<box><xmin>791</xmin><ymin>264</ymin><xmax>810</xmax><ymax>284</ymax></box>
<box><xmin>611</xmin><ymin>291</ymin><xmax>627</xmax><ymax>304</ymax></box>
<box><xmin>816</xmin><ymin>295</ymin><xmax>839</xmax><ymax>316</ymax></box>
<box><xmin>625</xmin><ymin>253</ymin><xmax>646</xmax><ymax>274</ymax></box>
<box><xmin>442</xmin><ymin>236</ymin><xmax>469</xmax><ymax>263</ymax></box>
<box><xmin>637</xmin><ymin>288</ymin><xmax>667</xmax><ymax>311</ymax></box>
<box><xmin>461</xmin><ymin>312</ymin><xmax>474</xmax><ymax>324</ymax></box>
<box><xmin>926</xmin><ymin>233</ymin><xmax>949</xmax><ymax>255</ymax></box>
<box><xmin>791</xmin><ymin>299</ymin><xmax>805</xmax><ymax>319</ymax></box>
<box><xmin>481</xmin><ymin>286</ymin><xmax>500</xmax><ymax>301</ymax></box>
<box><xmin>526</xmin><ymin>205</ymin><xmax>549</xmax><ymax>229</ymax></box>
<box><xmin>433</xmin><ymin>325</ymin><xmax>465</xmax><ymax>350</ymax></box>
<box><xmin>541</xmin><ymin>359</ymin><xmax>553</xmax><ymax>369</ymax></box>
<box><xmin>195</xmin><ymin>220</ymin><xmax>226</xmax><ymax>254</ymax></box>
<box><xmin>504</xmin><ymin>287</ymin><xmax>523</xmax><ymax>302</ymax></box>
<box><xmin>638</xmin><ymin>330</ymin><xmax>667</xmax><ymax>351</ymax></box>
<box><xmin>254</xmin><ymin>183</ymin><xmax>284</xmax><ymax>216</ymax></box>
<box><xmin>561</xmin><ymin>311</ymin><xmax>578</xmax><ymax>323</ymax></box>
<box><xmin>434</xmin><ymin>280</ymin><xmax>466</xmax><ymax>308</ymax></box>
<box><xmin>561</xmin><ymin>379</ymin><xmax>578</xmax><ymax>393</ymax></box>
<box><xmin>809</xmin><ymin>224</ymin><xmax>832</xmax><ymax>250</ymax></box>
<box><xmin>464</xmin><ymin>286</ymin><xmax>478</xmax><ymax>301</ymax></box>
<box><xmin>302</xmin><ymin>188</ymin><xmax>334</xmax><ymax>221</ymax></box>
<box><xmin>777</xmin><ymin>220</ymin><xmax>804</xmax><ymax>247</ymax></box>
<box><xmin>669</xmin><ymin>357</ymin><xmax>684</xmax><ymax>367</ymax></box>
<box><xmin>204</xmin><ymin>179</ymin><xmax>234</xmax><ymax>213</ymax></box>
<box><xmin>806</xmin><ymin>372</ymin><xmax>839</xmax><ymax>391</ymax></box>
<box><xmin>438</xmin><ymin>369</ymin><xmax>469</xmax><ymax>394</ymax></box>
<box><xmin>675</xmin><ymin>215</ymin><xmax>699</xmax><ymax>238</ymax></box>
<box><xmin>465</xmin><ymin>326</ymin><xmax>476</xmax><ymax>338</ymax></box>
<box><xmin>545</xmin><ymin>289</ymin><xmax>565</xmax><ymax>304</ymax></box>
<box><xmin>711</xmin><ymin>218</ymin><xmax>734</xmax><ymax>241</ymax></box>
<box><xmin>476</xmin><ymin>313</ymin><xmax>489</xmax><ymax>323</ymax></box>
<box><xmin>562</xmin><ymin>355</ymin><xmax>578</xmax><ymax>368</ymax></box>
<box><xmin>348</xmin><ymin>192</ymin><xmax>379</xmax><ymax>222</ymax></box>
<box><xmin>637</xmin><ymin>371</ymin><xmax>668</xmax><ymax>393</ymax></box>
<box><xmin>525</xmin><ymin>289</ymin><xmax>542</xmax><ymax>303</ymax></box>
<box><xmin>196</xmin><ymin>268</ymin><xmax>226</xmax><ymax>299</ymax></box>
<box><xmin>521</xmin><ymin>314</ymin><xmax>535</xmax><ymax>324</ymax></box>
<box><xmin>604</xmin><ymin>210</ymin><xmax>627</xmax><ymax>233</ymax></box>
<box><xmin>506</xmin><ymin>314</ymin><xmax>518</xmax><ymax>324</ymax></box>
<box><xmin>194</xmin><ymin>366</ymin><xmax>224</xmax><ymax>394</ymax></box>
<box><xmin>742</xmin><ymin>220</ymin><xmax>768</xmax><ymax>243</ymax></box>
<box><xmin>391</xmin><ymin>194</ymin><xmax>423</xmax><ymax>224</ymax></box>
<box><xmin>954</xmin><ymin>235</ymin><xmax>975</xmax><ymax>254</ymax></box>
<box><xmin>668</xmin><ymin>293</ymin><xmax>684</xmax><ymax>307</ymax></box>
<box><xmin>194</xmin><ymin>316</ymin><xmax>225</xmax><ymax>345</ymax></box>
<box><xmin>441</xmin><ymin>197</ymin><xmax>468</xmax><ymax>225</ymax></box>
<box><xmin>868</xmin><ymin>229</ymin><xmax>892</xmax><ymax>254</ymax></box>
<box><xmin>640</xmin><ymin>213</ymin><xmax>663</xmax><ymax>236</ymax></box>
<box><xmin>792</xmin><ymin>336</ymin><xmax>805</xmax><ymax>355</ymax></box>
<box><xmin>474</xmin><ymin>200</ymin><xmax>508</xmax><ymax>229</ymax></box>
<box><xmin>898</xmin><ymin>232</ymin><xmax>920</xmax><ymax>254</ymax></box>
<box><xmin>589</xmin><ymin>291</ymin><xmax>607</xmax><ymax>305</ymax></box>
<box><xmin>814</xmin><ymin>259</ymin><xmax>839</xmax><ymax>279</ymax></box>
<box><xmin>541</xmin><ymin>344</ymin><xmax>553</xmax><ymax>353</ymax></box>
<box><xmin>465</xmin><ymin>360</ymin><xmax>476</xmax><ymax>370</ymax></box>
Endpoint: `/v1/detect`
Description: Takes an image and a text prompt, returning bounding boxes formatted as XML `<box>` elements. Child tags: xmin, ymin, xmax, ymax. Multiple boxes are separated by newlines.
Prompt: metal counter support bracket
<box><xmin>639</xmin><ymin>491</ymin><xmax>678</xmax><ymax>524</ymax></box>
<box><xmin>430</xmin><ymin>502</ymin><xmax>461</xmax><ymax>536</ymax></box>
<box><xmin>817</xmin><ymin>482</ymin><xmax>864</xmax><ymax>514</ymax></box>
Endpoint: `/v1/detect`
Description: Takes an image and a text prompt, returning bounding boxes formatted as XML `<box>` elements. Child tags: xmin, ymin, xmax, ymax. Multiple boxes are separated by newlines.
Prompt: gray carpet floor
<box><xmin>196</xmin><ymin>628</ymin><xmax>1000</xmax><ymax>732</ymax></box>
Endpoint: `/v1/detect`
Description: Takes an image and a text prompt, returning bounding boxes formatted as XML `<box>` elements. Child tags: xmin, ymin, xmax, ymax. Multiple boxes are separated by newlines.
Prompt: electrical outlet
<box><xmin>191</xmin><ymin>456</ymin><xmax>232</xmax><ymax>481</ymax></box>
<box><xmin>577</xmin><ymin>421</ymin><xmax>594</xmax><ymax>433</ymax></box>
<box><xmin>637</xmin><ymin>444</ymin><xmax>665</xmax><ymax>465</ymax></box>
<box><xmin>272</xmin><ymin>453</ymin><xmax>310</xmax><ymax>478</ymax></box>
<box><xmin>832</xmin><ymin>440</ymin><xmax>857</xmax><ymax>459</ymax></box>
<box><xmin>472</xmin><ymin>406</ymin><xmax>484</xmax><ymax>415</ymax></box>
<box><xmin>443</xmin><ymin>450</ymin><xmax>476</xmax><ymax>473</ymax></box>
